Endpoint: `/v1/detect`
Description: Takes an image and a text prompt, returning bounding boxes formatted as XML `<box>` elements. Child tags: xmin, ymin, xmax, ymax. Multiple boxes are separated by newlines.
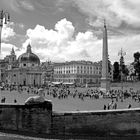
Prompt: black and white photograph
<box><xmin>0</xmin><ymin>0</ymin><xmax>140</xmax><ymax>139</ymax></box>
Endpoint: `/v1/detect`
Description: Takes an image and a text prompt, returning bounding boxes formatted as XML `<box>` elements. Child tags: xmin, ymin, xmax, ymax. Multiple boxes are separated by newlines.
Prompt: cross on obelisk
<box><xmin>100</xmin><ymin>20</ymin><xmax>110</xmax><ymax>93</ymax></box>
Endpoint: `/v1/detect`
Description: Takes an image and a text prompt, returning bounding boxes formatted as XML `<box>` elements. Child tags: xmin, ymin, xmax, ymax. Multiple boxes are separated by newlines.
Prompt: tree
<box><xmin>119</xmin><ymin>56</ymin><xmax>129</xmax><ymax>81</ymax></box>
<box><xmin>134</xmin><ymin>52</ymin><xmax>140</xmax><ymax>62</ymax></box>
<box><xmin>113</xmin><ymin>62</ymin><xmax>120</xmax><ymax>82</ymax></box>
<box><xmin>133</xmin><ymin>52</ymin><xmax>140</xmax><ymax>80</ymax></box>
<box><xmin>108</xmin><ymin>59</ymin><xmax>111</xmax><ymax>74</ymax></box>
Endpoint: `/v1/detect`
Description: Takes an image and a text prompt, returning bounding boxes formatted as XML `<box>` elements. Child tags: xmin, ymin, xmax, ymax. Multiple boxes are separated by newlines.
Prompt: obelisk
<box><xmin>100</xmin><ymin>20</ymin><xmax>110</xmax><ymax>93</ymax></box>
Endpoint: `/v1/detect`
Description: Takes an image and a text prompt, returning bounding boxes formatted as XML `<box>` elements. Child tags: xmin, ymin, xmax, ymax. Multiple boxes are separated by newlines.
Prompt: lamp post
<box><xmin>118</xmin><ymin>48</ymin><xmax>126</xmax><ymax>92</ymax></box>
<box><xmin>0</xmin><ymin>10</ymin><xmax>10</xmax><ymax>55</ymax></box>
<box><xmin>0</xmin><ymin>10</ymin><xmax>10</xmax><ymax>83</ymax></box>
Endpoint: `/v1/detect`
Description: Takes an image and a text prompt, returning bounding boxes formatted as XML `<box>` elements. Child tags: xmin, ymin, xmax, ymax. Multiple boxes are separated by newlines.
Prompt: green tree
<box><xmin>108</xmin><ymin>59</ymin><xmax>111</xmax><ymax>74</ymax></box>
<box><xmin>119</xmin><ymin>56</ymin><xmax>129</xmax><ymax>81</ymax></box>
<box><xmin>113</xmin><ymin>62</ymin><xmax>120</xmax><ymax>82</ymax></box>
<box><xmin>133</xmin><ymin>52</ymin><xmax>140</xmax><ymax>80</ymax></box>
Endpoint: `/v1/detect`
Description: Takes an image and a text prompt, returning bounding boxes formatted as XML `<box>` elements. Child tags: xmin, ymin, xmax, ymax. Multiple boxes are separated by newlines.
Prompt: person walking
<box><xmin>128</xmin><ymin>104</ymin><xmax>132</xmax><ymax>109</ymax></box>
<box><xmin>104</xmin><ymin>105</ymin><xmax>106</xmax><ymax>110</ymax></box>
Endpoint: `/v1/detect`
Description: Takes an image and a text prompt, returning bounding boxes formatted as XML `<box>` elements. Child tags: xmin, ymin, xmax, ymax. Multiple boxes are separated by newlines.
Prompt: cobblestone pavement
<box><xmin>0</xmin><ymin>89</ymin><xmax>140</xmax><ymax>112</ymax></box>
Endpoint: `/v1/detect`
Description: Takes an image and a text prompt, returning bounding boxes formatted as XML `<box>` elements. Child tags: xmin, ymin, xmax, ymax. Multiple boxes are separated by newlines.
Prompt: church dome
<box><xmin>18</xmin><ymin>44</ymin><xmax>40</xmax><ymax>64</ymax></box>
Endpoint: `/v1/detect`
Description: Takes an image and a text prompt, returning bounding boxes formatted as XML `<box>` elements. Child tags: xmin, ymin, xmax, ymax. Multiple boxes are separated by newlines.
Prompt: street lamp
<box><xmin>0</xmin><ymin>10</ymin><xmax>10</xmax><ymax>54</ymax></box>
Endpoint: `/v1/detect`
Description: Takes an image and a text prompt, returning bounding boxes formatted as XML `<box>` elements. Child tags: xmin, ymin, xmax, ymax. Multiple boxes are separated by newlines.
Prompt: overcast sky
<box><xmin>0</xmin><ymin>0</ymin><xmax>140</xmax><ymax>64</ymax></box>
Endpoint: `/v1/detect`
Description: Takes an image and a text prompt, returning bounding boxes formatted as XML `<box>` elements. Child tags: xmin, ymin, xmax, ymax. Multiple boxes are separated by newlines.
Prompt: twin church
<box><xmin>0</xmin><ymin>44</ymin><xmax>43</xmax><ymax>86</ymax></box>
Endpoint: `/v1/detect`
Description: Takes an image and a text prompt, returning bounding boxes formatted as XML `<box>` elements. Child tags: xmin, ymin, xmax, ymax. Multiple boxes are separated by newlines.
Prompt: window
<box><xmin>77</xmin><ymin>70</ymin><xmax>79</xmax><ymax>73</ymax></box>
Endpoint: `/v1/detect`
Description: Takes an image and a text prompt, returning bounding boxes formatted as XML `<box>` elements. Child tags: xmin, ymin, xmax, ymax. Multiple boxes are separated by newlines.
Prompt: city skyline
<box><xmin>0</xmin><ymin>0</ymin><xmax>140</xmax><ymax>64</ymax></box>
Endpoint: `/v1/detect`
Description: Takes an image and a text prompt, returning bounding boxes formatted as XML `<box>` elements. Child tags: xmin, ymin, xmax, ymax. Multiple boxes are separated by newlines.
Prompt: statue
<box><xmin>25</xmin><ymin>88</ymin><xmax>51</xmax><ymax>105</ymax></box>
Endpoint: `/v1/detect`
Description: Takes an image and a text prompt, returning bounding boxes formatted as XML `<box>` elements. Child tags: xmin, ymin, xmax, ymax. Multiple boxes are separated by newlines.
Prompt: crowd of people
<box><xmin>0</xmin><ymin>84</ymin><xmax>140</xmax><ymax>110</ymax></box>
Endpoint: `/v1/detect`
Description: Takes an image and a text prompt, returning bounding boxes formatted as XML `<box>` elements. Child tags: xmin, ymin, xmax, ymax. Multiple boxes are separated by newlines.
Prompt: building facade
<box><xmin>6</xmin><ymin>44</ymin><xmax>43</xmax><ymax>86</ymax></box>
<box><xmin>53</xmin><ymin>61</ymin><xmax>102</xmax><ymax>85</ymax></box>
<box><xmin>0</xmin><ymin>44</ymin><xmax>113</xmax><ymax>87</ymax></box>
<box><xmin>0</xmin><ymin>47</ymin><xmax>17</xmax><ymax>83</ymax></box>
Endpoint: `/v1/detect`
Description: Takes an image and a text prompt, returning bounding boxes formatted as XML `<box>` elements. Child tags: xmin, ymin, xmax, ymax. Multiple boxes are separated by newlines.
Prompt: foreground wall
<box><xmin>0</xmin><ymin>103</ymin><xmax>52</xmax><ymax>134</ymax></box>
<box><xmin>52</xmin><ymin>109</ymin><xmax>140</xmax><ymax>136</ymax></box>
<box><xmin>0</xmin><ymin>103</ymin><xmax>140</xmax><ymax>137</ymax></box>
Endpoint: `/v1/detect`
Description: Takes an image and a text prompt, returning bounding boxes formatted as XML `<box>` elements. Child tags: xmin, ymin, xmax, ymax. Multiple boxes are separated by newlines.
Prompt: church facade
<box><xmin>6</xmin><ymin>44</ymin><xmax>43</xmax><ymax>86</ymax></box>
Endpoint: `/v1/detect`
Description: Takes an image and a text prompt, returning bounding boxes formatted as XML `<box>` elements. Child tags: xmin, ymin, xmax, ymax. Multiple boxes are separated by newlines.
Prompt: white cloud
<box><xmin>1</xmin><ymin>22</ymin><xmax>16</xmax><ymax>41</ymax></box>
<box><xmin>21</xmin><ymin>18</ymin><xmax>140</xmax><ymax>64</ymax></box>
<box><xmin>3</xmin><ymin>0</ymin><xmax>34</xmax><ymax>13</ymax></box>
<box><xmin>25</xmin><ymin>18</ymin><xmax>100</xmax><ymax>62</ymax></box>
<box><xmin>27</xmin><ymin>18</ymin><xmax>74</xmax><ymax>46</ymax></box>
<box><xmin>19</xmin><ymin>0</ymin><xmax>34</xmax><ymax>11</ymax></box>
<box><xmin>74</xmin><ymin>0</ymin><xmax>140</xmax><ymax>28</ymax></box>
<box><xmin>1</xmin><ymin>1</ymin><xmax>140</xmax><ymax>65</ymax></box>
<box><xmin>17</xmin><ymin>23</ymin><xmax>25</xmax><ymax>29</ymax></box>
<box><xmin>0</xmin><ymin>21</ymin><xmax>25</xmax><ymax>59</ymax></box>
<box><xmin>0</xmin><ymin>43</ymin><xmax>18</xmax><ymax>59</ymax></box>
<box><xmin>108</xmin><ymin>34</ymin><xmax>140</xmax><ymax>64</ymax></box>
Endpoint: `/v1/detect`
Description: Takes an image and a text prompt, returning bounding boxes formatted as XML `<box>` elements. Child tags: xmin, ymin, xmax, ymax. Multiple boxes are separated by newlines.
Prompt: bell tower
<box><xmin>9</xmin><ymin>47</ymin><xmax>16</xmax><ymax>63</ymax></box>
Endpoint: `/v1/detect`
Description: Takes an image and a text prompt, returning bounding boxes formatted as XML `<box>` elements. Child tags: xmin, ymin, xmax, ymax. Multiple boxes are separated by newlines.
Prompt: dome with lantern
<box><xmin>18</xmin><ymin>43</ymin><xmax>40</xmax><ymax>67</ymax></box>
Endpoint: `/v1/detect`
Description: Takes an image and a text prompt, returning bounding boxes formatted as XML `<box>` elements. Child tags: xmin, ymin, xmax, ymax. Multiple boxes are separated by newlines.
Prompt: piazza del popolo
<box><xmin>0</xmin><ymin>22</ymin><xmax>112</xmax><ymax>89</ymax></box>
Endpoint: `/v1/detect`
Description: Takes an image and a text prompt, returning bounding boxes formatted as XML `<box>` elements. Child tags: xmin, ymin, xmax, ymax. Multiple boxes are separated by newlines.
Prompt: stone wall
<box><xmin>0</xmin><ymin>103</ymin><xmax>140</xmax><ymax>137</ymax></box>
<box><xmin>0</xmin><ymin>102</ymin><xmax>52</xmax><ymax>134</ymax></box>
<box><xmin>52</xmin><ymin>109</ymin><xmax>140</xmax><ymax>136</ymax></box>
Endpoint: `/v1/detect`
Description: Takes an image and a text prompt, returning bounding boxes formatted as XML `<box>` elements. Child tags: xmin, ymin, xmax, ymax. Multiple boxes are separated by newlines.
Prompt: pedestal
<box><xmin>100</xmin><ymin>78</ymin><xmax>110</xmax><ymax>93</ymax></box>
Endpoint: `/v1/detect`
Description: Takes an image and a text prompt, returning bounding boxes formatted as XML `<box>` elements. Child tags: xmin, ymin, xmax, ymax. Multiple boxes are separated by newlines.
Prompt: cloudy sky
<box><xmin>0</xmin><ymin>0</ymin><xmax>140</xmax><ymax>64</ymax></box>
